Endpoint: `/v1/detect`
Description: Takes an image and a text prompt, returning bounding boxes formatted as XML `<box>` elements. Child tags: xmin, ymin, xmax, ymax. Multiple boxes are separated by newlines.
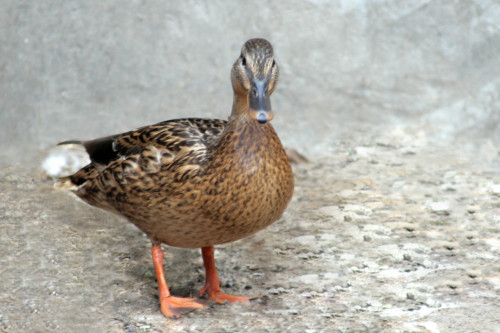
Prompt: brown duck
<box><xmin>56</xmin><ymin>38</ymin><xmax>294</xmax><ymax>318</ymax></box>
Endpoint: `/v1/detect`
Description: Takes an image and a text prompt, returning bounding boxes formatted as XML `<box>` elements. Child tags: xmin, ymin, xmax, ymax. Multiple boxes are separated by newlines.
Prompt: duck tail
<box><xmin>54</xmin><ymin>163</ymin><xmax>96</xmax><ymax>191</ymax></box>
<box><xmin>54</xmin><ymin>176</ymin><xmax>79</xmax><ymax>191</ymax></box>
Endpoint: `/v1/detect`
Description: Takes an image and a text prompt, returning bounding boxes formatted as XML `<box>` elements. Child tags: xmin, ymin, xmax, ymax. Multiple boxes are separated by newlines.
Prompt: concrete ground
<box><xmin>1</xmin><ymin>127</ymin><xmax>500</xmax><ymax>332</ymax></box>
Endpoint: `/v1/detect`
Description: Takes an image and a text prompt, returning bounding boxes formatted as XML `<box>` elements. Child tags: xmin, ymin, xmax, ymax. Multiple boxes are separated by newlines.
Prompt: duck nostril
<box><xmin>252</xmin><ymin>87</ymin><xmax>258</xmax><ymax>97</ymax></box>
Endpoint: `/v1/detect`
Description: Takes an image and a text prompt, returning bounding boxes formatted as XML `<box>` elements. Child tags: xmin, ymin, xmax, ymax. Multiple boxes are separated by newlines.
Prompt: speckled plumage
<box><xmin>56</xmin><ymin>38</ymin><xmax>294</xmax><ymax>317</ymax></box>
<box><xmin>61</xmin><ymin>116</ymin><xmax>293</xmax><ymax>248</ymax></box>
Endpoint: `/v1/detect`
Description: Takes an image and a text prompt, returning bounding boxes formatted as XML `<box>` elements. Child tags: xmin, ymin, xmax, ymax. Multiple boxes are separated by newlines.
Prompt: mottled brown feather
<box><xmin>57</xmin><ymin>38</ymin><xmax>294</xmax><ymax>249</ymax></box>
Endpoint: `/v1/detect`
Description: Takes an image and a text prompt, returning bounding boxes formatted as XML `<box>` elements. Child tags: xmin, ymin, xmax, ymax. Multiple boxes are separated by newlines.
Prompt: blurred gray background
<box><xmin>1</xmin><ymin>0</ymin><xmax>499</xmax><ymax>166</ymax></box>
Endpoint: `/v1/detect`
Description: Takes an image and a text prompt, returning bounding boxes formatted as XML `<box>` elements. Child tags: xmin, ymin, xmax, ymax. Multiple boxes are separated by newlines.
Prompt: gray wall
<box><xmin>2</xmin><ymin>1</ymin><xmax>500</xmax><ymax>167</ymax></box>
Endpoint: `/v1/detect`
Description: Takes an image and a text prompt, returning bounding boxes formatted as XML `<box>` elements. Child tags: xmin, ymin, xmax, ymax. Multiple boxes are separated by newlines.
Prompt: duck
<box><xmin>56</xmin><ymin>38</ymin><xmax>294</xmax><ymax>318</ymax></box>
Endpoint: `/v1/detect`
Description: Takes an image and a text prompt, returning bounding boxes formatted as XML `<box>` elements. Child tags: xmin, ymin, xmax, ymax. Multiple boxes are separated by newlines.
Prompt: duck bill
<box><xmin>249</xmin><ymin>79</ymin><xmax>274</xmax><ymax>124</ymax></box>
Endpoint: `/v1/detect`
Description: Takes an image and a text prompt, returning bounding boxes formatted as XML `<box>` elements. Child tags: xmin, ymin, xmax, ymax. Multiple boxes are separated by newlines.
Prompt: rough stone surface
<box><xmin>2</xmin><ymin>1</ymin><xmax>500</xmax><ymax>332</ymax></box>
<box><xmin>2</xmin><ymin>135</ymin><xmax>500</xmax><ymax>332</ymax></box>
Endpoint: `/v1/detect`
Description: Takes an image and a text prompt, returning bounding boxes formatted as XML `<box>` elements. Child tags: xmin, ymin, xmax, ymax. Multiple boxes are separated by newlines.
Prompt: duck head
<box><xmin>231</xmin><ymin>38</ymin><xmax>279</xmax><ymax>124</ymax></box>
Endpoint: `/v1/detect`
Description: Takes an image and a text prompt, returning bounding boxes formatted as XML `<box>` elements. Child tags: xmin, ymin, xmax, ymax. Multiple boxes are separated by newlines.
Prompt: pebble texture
<box><xmin>2</xmin><ymin>133</ymin><xmax>500</xmax><ymax>332</ymax></box>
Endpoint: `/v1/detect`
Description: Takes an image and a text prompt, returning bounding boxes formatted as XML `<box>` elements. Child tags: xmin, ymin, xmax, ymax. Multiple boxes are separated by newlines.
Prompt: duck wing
<box><xmin>84</xmin><ymin>118</ymin><xmax>226</xmax><ymax>164</ymax></box>
<box><xmin>58</xmin><ymin>118</ymin><xmax>227</xmax><ymax>187</ymax></box>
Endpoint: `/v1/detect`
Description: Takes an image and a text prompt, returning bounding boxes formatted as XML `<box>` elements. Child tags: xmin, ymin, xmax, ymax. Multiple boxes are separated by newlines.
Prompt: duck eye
<box><xmin>272</xmin><ymin>60</ymin><xmax>276</xmax><ymax>67</ymax></box>
<box><xmin>241</xmin><ymin>56</ymin><xmax>247</xmax><ymax>66</ymax></box>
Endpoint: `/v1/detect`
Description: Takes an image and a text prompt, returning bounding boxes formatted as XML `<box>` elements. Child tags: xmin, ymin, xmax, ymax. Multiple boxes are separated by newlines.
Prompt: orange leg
<box><xmin>151</xmin><ymin>244</ymin><xmax>205</xmax><ymax>318</ymax></box>
<box><xmin>198</xmin><ymin>246</ymin><xmax>254</xmax><ymax>303</ymax></box>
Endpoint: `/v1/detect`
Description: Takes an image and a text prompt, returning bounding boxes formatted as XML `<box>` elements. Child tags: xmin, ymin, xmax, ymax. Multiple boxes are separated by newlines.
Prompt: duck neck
<box><xmin>213</xmin><ymin>93</ymin><xmax>276</xmax><ymax>159</ymax></box>
<box><xmin>229</xmin><ymin>93</ymin><xmax>250</xmax><ymax>122</ymax></box>
<box><xmin>227</xmin><ymin>94</ymin><xmax>272</xmax><ymax>138</ymax></box>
